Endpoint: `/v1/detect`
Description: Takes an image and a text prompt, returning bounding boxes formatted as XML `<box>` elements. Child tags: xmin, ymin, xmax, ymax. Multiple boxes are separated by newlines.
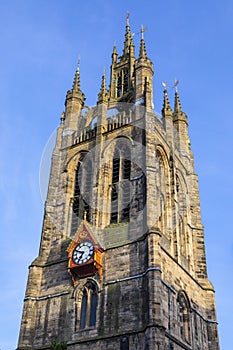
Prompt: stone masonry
<box><xmin>18</xmin><ymin>17</ymin><xmax>220</xmax><ymax>350</ymax></box>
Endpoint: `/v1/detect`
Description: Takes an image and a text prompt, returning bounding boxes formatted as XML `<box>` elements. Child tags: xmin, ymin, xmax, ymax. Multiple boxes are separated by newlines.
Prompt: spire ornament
<box><xmin>98</xmin><ymin>70</ymin><xmax>108</xmax><ymax>104</ymax></box>
<box><xmin>72</xmin><ymin>56</ymin><xmax>81</xmax><ymax>92</ymax></box>
<box><xmin>123</xmin><ymin>13</ymin><xmax>134</xmax><ymax>57</ymax></box>
<box><xmin>173</xmin><ymin>80</ymin><xmax>182</xmax><ymax>114</ymax></box>
<box><xmin>137</xmin><ymin>24</ymin><xmax>148</xmax><ymax>39</ymax></box>
<box><xmin>66</xmin><ymin>55</ymin><xmax>85</xmax><ymax>109</ymax></box>
<box><xmin>162</xmin><ymin>81</ymin><xmax>172</xmax><ymax>116</ymax></box>
<box><xmin>126</xmin><ymin>11</ymin><xmax>130</xmax><ymax>26</ymax></box>
<box><xmin>172</xmin><ymin>81</ymin><xmax>188</xmax><ymax>123</ymax></box>
<box><xmin>137</xmin><ymin>25</ymin><xmax>148</xmax><ymax>59</ymax></box>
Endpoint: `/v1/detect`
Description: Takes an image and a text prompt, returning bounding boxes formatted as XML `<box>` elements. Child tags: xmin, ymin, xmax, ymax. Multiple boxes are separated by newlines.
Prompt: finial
<box><xmin>126</xmin><ymin>11</ymin><xmax>130</xmax><ymax>26</ymax></box>
<box><xmin>137</xmin><ymin>24</ymin><xmax>148</xmax><ymax>39</ymax></box>
<box><xmin>162</xmin><ymin>82</ymin><xmax>172</xmax><ymax>115</ymax></box>
<box><xmin>83</xmin><ymin>210</ymin><xmax>87</xmax><ymax>221</ymax></box>
<box><xmin>173</xmin><ymin>79</ymin><xmax>182</xmax><ymax>113</ymax></box>
<box><xmin>173</xmin><ymin>79</ymin><xmax>179</xmax><ymax>92</ymax></box>
<box><xmin>72</xmin><ymin>56</ymin><xmax>81</xmax><ymax>91</ymax></box>
<box><xmin>162</xmin><ymin>81</ymin><xmax>167</xmax><ymax>91</ymax></box>
<box><xmin>98</xmin><ymin>71</ymin><xmax>107</xmax><ymax>103</ymax></box>
<box><xmin>174</xmin><ymin>89</ymin><xmax>182</xmax><ymax>113</ymax></box>
<box><xmin>103</xmin><ymin>66</ymin><xmax>106</xmax><ymax>75</ymax></box>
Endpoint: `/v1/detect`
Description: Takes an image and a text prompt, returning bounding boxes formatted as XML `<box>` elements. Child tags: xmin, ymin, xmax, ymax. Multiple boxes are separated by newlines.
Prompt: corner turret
<box><xmin>64</xmin><ymin>60</ymin><xmax>85</xmax><ymax>130</ymax></box>
<box><xmin>134</xmin><ymin>26</ymin><xmax>154</xmax><ymax>109</ymax></box>
<box><xmin>172</xmin><ymin>85</ymin><xmax>190</xmax><ymax>155</ymax></box>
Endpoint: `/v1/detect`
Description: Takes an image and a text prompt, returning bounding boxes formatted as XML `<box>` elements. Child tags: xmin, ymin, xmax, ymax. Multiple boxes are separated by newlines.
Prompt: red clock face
<box><xmin>72</xmin><ymin>241</ymin><xmax>94</xmax><ymax>265</ymax></box>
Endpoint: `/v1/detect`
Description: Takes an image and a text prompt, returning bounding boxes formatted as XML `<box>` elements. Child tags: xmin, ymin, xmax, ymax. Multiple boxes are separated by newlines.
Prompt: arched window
<box><xmin>155</xmin><ymin>150</ymin><xmax>167</xmax><ymax>232</ymax></box>
<box><xmin>110</xmin><ymin>141</ymin><xmax>131</xmax><ymax>223</ymax></box>
<box><xmin>123</xmin><ymin>69</ymin><xmax>129</xmax><ymax>94</ymax></box>
<box><xmin>79</xmin><ymin>282</ymin><xmax>98</xmax><ymax>330</ymax></box>
<box><xmin>117</xmin><ymin>74</ymin><xmax>122</xmax><ymax>97</ymax></box>
<box><xmin>71</xmin><ymin>154</ymin><xmax>93</xmax><ymax>235</ymax></box>
<box><xmin>176</xmin><ymin>174</ymin><xmax>188</xmax><ymax>258</ymax></box>
<box><xmin>177</xmin><ymin>291</ymin><xmax>191</xmax><ymax>344</ymax></box>
<box><xmin>80</xmin><ymin>289</ymin><xmax>88</xmax><ymax>329</ymax></box>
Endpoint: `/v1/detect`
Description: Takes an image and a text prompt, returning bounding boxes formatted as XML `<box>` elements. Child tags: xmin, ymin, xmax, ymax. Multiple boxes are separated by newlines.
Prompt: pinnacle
<box><xmin>139</xmin><ymin>37</ymin><xmax>147</xmax><ymax>59</ymax></box>
<box><xmin>98</xmin><ymin>73</ymin><xmax>108</xmax><ymax>103</ymax></box>
<box><xmin>113</xmin><ymin>44</ymin><xmax>117</xmax><ymax>55</ymax></box>
<box><xmin>72</xmin><ymin>66</ymin><xmax>81</xmax><ymax>92</ymax></box>
<box><xmin>174</xmin><ymin>90</ymin><xmax>182</xmax><ymax>113</ymax></box>
<box><xmin>162</xmin><ymin>87</ymin><xmax>172</xmax><ymax>116</ymax></box>
<box><xmin>123</xmin><ymin>15</ymin><xmax>134</xmax><ymax>56</ymax></box>
<box><xmin>100</xmin><ymin>73</ymin><xmax>106</xmax><ymax>95</ymax></box>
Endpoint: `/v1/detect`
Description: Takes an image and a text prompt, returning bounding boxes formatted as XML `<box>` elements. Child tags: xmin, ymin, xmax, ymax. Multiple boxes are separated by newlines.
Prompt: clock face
<box><xmin>72</xmin><ymin>241</ymin><xmax>94</xmax><ymax>265</ymax></box>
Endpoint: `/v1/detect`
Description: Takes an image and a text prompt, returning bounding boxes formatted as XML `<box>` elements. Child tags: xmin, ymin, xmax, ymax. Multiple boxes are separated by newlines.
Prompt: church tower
<box><xmin>18</xmin><ymin>17</ymin><xmax>220</xmax><ymax>350</ymax></box>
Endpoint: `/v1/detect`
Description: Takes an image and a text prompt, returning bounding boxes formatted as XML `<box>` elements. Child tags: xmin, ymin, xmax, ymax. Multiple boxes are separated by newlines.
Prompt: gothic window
<box><xmin>80</xmin><ymin>288</ymin><xmax>88</xmax><ymax>329</ymax></box>
<box><xmin>155</xmin><ymin>150</ymin><xmax>166</xmax><ymax>231</ymax></box>
<box><xmin>110</xmin><ymin>142</ymin><xmax>131</xmax><ymax>223</ymax></box>
<box><xmin>123</xmin><ymin>69</ymin><xmax>129</xmax><ymax>94</ymax></box>
<box><xmin>177</xmin><ymin>291</ymin><xmax>191</xmax><ymax>344</ymax></box>
<box><xmin>176</xmin><ymin>174</ymin><xmax>188</xmax><ymax>257</ymax></box>
<box><xmin>79</xmin><ymin>282</ymin><xmax>98</xmax><ymax>330</ymax></box>
<box><xmin>117</xmin><ymin>73</ymin><xmax>122</xmax><ymax>97</ymax></box>
<box><xmin>71</xmin><ymin>154</ymin><xmax>93</xmax><ymax>235</ymax></box>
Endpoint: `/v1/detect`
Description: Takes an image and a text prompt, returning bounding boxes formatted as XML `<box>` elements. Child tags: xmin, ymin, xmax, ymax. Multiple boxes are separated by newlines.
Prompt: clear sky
<box><xmin>0</xmin><ymin>1</ymin><xmax>232</xmax><ymax>349</ymax></box>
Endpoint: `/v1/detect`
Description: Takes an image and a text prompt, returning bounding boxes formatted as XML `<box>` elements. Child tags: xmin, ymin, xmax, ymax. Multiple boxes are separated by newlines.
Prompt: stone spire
<box><xmin>66</xmin><ymin>58</ymin><xmax>85</xmax><ymax>101</ymax></box>
<box><xmin>64</xmin><ymin>58</ymin><xmax>85</xmax><ymax>130</ymax></box>
<box><xmin>174</xmin><ymin>90</ymin><xmax>182</xmax><ymax>114</ymax></box>
<box><xmin>72</xmin><ymin>64</ymin><xmax>81</xmax><ymax>92</ymax></box>
<box><xmin>112</xmin><ymin>43</ymin><xmax>118</xmax><ymax>64</ymax></box>
<box><xmin>173</xmin><ymin>88</ymin><xmax>187</xmax><ymax>123</ymax></box>
<box><xmin>134</xmin><ymin>25</ymin><xmax>153</xmax><ymax>107</ymax></box>
<box><xmin>98</xmin><ymin>71</ymin><xmax>108</xmax><ymax>104</ymax></box>
<box><xmin>162</xmin><ymin>84</ymin><xmax>172</xmax><ymax>117</ymax></box>
<box><xmin>139</xmin><ymin>37</ymin><xmax>147</xmax><ymax>59</ymax></box>
<box><xmin>123</xmin><ymin>12</ymin><xmax>134</xmax><ymax>57</ymax></box>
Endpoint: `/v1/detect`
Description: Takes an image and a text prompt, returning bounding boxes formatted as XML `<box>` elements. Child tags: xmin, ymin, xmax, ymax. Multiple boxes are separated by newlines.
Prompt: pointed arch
<box><xmin>68</xmin><ymin>151</ymin><xmax>93</xmax><ymax>236</ymax></box>
<box><xmin>74</xmin><ymin>280</ymin><xmax>99</xmax><ymax>331</ymax></box>
<box><xmin>110</xmin><ymin>138</ymin><xmax>131</xmax><ymax>223</ymax></box>
<box><xmin>177</xmin><ymin>290</ymin><xmax>191</xmax><ymax>344</ymax></box>
<box><xmin>176</xmin><ymin>172</ymin><xmax>189</xmax><ymax>259</ymax></box>
<box><xmin>155</xmin><ymin>146</ymin><xmax>171</xmax><ymax>237</ymax></box>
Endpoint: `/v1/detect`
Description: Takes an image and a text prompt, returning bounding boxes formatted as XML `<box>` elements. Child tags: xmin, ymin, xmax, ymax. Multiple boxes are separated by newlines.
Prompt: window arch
<box><xmin>155</xmin><ymin>149</ymin><xmax>170</xmax><ymax>234</ymax></box>
<box><xmin>110</xmin><ymin>141</ymin><xmax>131</xmax><ymax>223</ymax></box>
<box><xmin>117</xmin><ymin>73</ymin><xmax>122</xmax><ymax>97</ymax></box>
<box><xmin>176</xmin><ymin>174</ymin><xmax>188</xmax><ymax>258</ymax></box>
<box><xmin>71</xmin><ymin>154</ymin><xmax>93</xmax><ymax>235</ymax></box>
<box><xmin>177</xmin><ymin>291</ymin><xmax>191</xmax><ymax>344</ymax></box>
<box><xmin>79</xmin><ymin>281</ymin><xmax>98</xmax><ymax>330</ymax></box>
<box><xmin>123</xmin><ymin>69</ymin><xmax>129</xmax><ymax>94</ymax></box>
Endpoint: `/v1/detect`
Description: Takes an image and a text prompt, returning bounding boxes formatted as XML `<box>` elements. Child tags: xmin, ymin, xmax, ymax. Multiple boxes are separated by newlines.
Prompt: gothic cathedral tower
<box><xmin>18</xmin><ymin>18</ymin><xmax>220</xmax><ymax>350</ymax></box>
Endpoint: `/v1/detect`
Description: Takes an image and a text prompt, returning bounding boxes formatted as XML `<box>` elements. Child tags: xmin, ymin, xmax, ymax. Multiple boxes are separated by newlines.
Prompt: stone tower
<box><xmin>18</xmin><ymin>18</ymin><xmax>220</xmax><ymax>350</ymax></box>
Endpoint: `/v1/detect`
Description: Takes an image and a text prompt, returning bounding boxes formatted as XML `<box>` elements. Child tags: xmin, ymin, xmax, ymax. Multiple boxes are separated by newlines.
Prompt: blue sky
<box><xmin>0</xmin><ymin>1</ymin><xmax>232</xmax><ymax>349</ymax></box>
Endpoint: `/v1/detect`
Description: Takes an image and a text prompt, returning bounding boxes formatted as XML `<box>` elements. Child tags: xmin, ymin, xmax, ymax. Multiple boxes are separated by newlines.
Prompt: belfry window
<box><xmin>117</xmin><ymin>74</ymin><xmax>122</xmax><ymax>97</ymax></box>
<box><xmin>71</xmin><ymin>154</ymin><xmax>93</xmax><ymax>235</ymax></box>
<box><xmin>116</xmin><ymin>69</ymin><xmax>129</xmax><ymax>97</ymax></box>
<box><xmin>123</xmin><ymin>69</ymin><xmax>129</xmax><ymax>94</ymax></box>
<box><xmin>80</xmin><ymin>282</ymin><xmax>98</xmax><ymax>329</ymax></box>
<box><xmin>110</xmin><ymin>143</ymin><xmax>131</xmax><ymax>223</ymax></box>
